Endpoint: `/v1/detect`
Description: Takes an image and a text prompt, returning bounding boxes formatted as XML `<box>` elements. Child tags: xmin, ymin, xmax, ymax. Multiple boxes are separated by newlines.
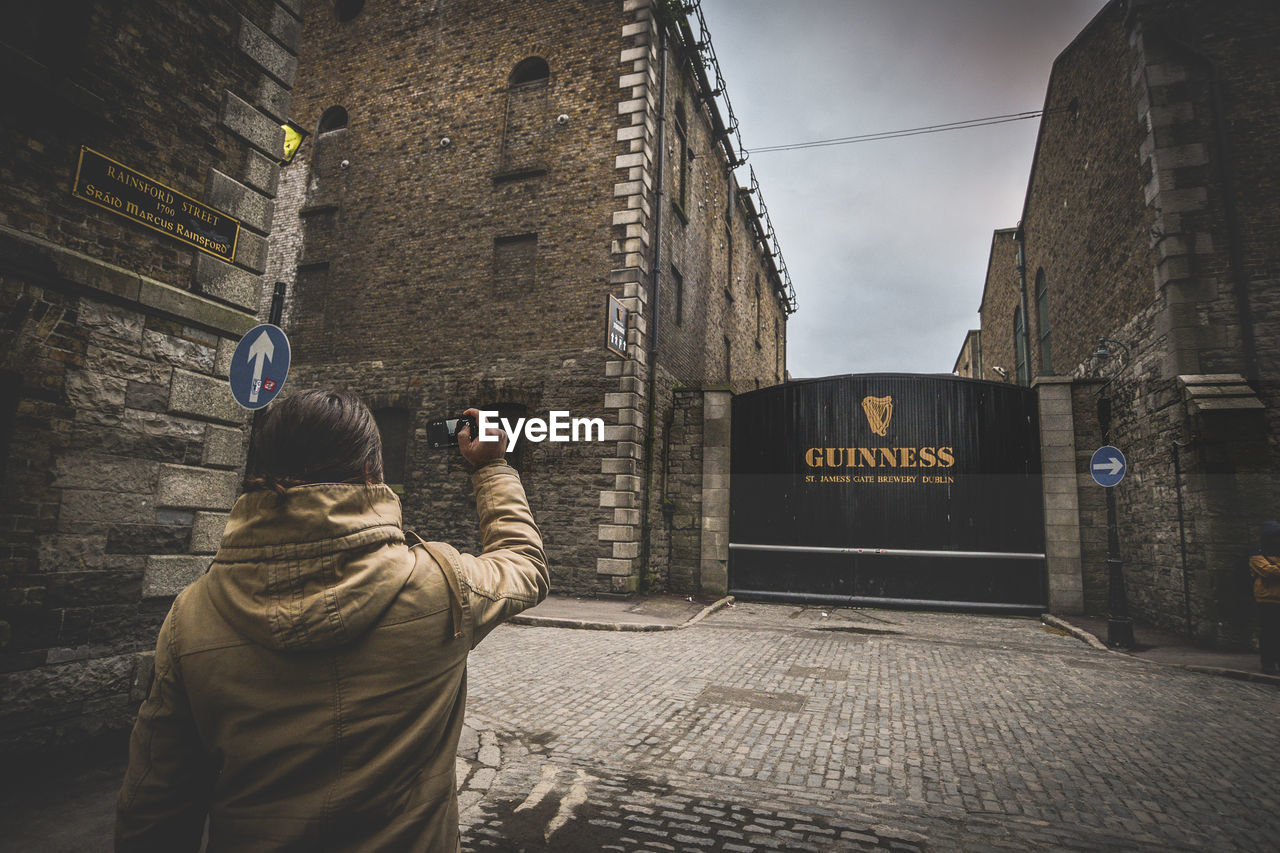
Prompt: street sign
<box><xmin>1090</xmin><ymin>445</ymin><xmax>1127</xmax><ymax>487</ymax></box>
<box><xmin>606</xmin><ymin>294</ymin><xmax>629</xmax><ymax>358</ymax></box>
<box><xmin>229</xmin><ymin>324</ymin><xmax>290</xmax><ymax>410</ymax></box>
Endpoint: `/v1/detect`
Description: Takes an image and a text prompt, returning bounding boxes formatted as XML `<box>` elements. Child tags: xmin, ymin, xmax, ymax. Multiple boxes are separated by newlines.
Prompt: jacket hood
<box><xmin>204</xmin><ymin>484</ymin><xmax>415</xmax><ymax>651</ymax></box>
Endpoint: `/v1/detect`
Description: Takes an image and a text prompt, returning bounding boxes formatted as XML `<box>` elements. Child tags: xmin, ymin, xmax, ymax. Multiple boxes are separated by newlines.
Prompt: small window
<box><xmin>1036</xmin><ymin>269</ymin><xmax>1053</xmax><ymax>374</ymax></box>
<box><xmin>674</xmin><ymin>101</ymin><xmax>689</xmax><ymax>212</ymax></box>
<box><xmin>672</xmin><ymin>265</ymin><xmax>684</xmax><ymax>326</ymax></box>
<box><xmin>372</xmin><ymin>407</ymin><xmax>410</xmax><ymax>491</ymax></box>
<box><xmin>723</xmin><ymin>229</ymin><xmax>734</xmax><ymax>301</ymax></box>
<box><xmin>485</xmin><ymin>404</ymin><xmax>528</xmax><ymax>471</ymax></box>
<box><xmin>723</xmin><ymin>336</ymin><xmax>732</xmax><ymax>383</ymax></box>
<box><xmin>1013</xmin><ymin>306</ymin><xmax>1029</xmax><ymax>386</ymax></box>
<box><xmin>334</xmin><ymin>0</ymin><xmax>365</xmax><ymax>22</ymax></box>
<box><xmin>0</xmin><ymin>370</ymin><xmax>20</xmax><ymax>482</ymax></box>
<box><xmin>318</xmin><ymin>106</ymin><xmax>348</xmax><ymax>134</ymax></box>
<box><xmin>754</xmin><ymin>276</ymin><xmax>762</xmax><ymax>346</ymax></box>
<box><xmin>509</xmin><ymin>57</ymin><xmax>550</xmax><ymax>87</ymax></box>
<box><xmin>493</xmin><ymin>234</ymin><xmax>537</xmax><ymax>295</ymax></box>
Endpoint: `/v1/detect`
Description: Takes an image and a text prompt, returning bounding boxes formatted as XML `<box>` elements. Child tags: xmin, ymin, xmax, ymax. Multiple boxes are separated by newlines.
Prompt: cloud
<box><xmin>698</xmin><ymin>0</ymin><xmax>1110</xmax><ymax>376</ymax></box>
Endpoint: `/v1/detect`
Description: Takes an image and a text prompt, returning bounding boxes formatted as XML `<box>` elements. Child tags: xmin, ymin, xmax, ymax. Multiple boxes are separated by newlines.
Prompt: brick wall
<box><xmin>0</xmin><ymin>0</ymin><xmax>300</xmax><ymax>753</ymax></box>
<box><xmin>270</xmin><ymin>0</ymin><xmax>791</xmax><ymax>596</ymax></box>
<box><xmin>973</xmin><ymin>0</ymin><xmax>1280</xmax><ymax>646</ymax></box>
<box><xmin>976</xmin><ymin>229</ymin><xmax>1019</xmax><ymax>383</ymax></box>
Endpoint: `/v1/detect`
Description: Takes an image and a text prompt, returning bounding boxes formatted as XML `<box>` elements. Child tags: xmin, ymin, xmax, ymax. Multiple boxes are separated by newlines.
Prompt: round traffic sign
<box><xmin>1090</xmin><ymin>445</ymin><xmax>1126</xmax><ymax>487</ymax></box>
<box><xmin>228</xmin><ymin>324</ymin><xmax>290</xmax><ymax>410</ymax></box>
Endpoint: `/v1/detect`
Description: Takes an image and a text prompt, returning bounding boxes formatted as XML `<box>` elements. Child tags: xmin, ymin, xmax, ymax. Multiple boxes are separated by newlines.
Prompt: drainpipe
<box><xmin>1171</xmin><ymin>439</ymin><xmax>1192</xmax><ymax>638</ymax></box>
<box><xmin>638</xmin><ymin>23</ymin><xmax>668</xmax><ymax>594</ymax></box>
<box><xmin>1014</xmin><ymin>227</ymin><xmax>1032</xmax><ymax>385</ymax></box>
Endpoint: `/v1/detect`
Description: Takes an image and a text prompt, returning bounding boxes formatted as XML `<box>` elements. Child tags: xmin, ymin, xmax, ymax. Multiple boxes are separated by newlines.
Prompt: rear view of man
<box><xmin>116</xmin><ymin>390</ymin><xmax>548</xmax><ymax>851</ymax></box>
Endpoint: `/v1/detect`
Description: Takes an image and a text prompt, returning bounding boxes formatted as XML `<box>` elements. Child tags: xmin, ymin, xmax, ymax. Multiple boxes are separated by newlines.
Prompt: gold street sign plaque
<box><xmin>71</xmin><ymin>147</ymin><xmax>240</xmax><ymax>263</ymax></box>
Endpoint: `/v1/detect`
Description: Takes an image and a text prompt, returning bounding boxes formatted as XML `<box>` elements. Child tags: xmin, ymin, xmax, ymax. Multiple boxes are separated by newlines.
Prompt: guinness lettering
<box><xmin>803</xmin><ymin>446</ymin><xmax>956</xmax><ymax>468</ymax></box>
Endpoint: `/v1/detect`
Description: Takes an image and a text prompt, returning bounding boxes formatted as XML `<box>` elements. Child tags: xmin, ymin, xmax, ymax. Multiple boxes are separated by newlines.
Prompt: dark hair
<box><xmin>243</xmin><ymin>389</ymin><xmax>383</xmax><ymax>494</ymax></box>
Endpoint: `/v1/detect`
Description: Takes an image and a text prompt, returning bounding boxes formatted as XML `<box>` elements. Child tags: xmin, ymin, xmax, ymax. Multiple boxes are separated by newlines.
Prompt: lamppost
<box><xmin>1092</xmin><ymin>337</ymin><xmax>1134</xmax><ymax>649</ymax></box>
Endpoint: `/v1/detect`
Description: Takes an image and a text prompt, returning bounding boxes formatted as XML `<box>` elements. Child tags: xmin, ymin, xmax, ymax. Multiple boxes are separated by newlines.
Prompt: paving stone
<box><xmin>454</xmin><ymin>603</ymin><xmax>1280</xmax><ymax>851</ymax></box>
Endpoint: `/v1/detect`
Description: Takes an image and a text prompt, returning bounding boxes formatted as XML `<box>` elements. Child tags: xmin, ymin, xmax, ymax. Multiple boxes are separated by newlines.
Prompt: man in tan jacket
<box><xmin>116</xmin><ymin>390</ymin><xmax>548</xmax><ymax>851</ymax></box>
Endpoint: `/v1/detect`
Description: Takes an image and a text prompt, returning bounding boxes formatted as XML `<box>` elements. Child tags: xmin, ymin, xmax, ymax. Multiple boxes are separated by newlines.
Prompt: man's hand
<box><xmin>457</xmin><ymin>407</ymin><xmax>506</xmax><ymax>467</ymax></box>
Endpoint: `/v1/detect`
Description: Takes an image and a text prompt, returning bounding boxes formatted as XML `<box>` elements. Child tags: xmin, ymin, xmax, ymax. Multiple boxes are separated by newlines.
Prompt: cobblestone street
<box><xmin>457</xmin><ymin>603</ymin><xmax>1280</xmax><ymax>851</ymax></box>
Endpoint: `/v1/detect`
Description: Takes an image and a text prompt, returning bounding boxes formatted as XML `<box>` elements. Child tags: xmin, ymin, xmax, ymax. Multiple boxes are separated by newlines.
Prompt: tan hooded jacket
<box><xmin>115</xmin><ymin>461</ymin><xmax>547</xmax><ymax>852</ymax></box>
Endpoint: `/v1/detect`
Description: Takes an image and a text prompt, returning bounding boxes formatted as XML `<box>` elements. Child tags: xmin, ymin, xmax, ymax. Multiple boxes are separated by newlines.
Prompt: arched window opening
<box><xmin>317</xmin><ymin>106</ymin><xmax>348</xmax><ymax>134</ymax></box>
<box><xmin>1035</xmin><ymin>269</ymin><xmax>1053</xmax><ymax>374</ymax></box>
<box><xmin>509</xmin><ymin>57</ymin><xmax>550</xmax><ymax>87</ymax></box>
<box><xmin>500</xmin><ymin>59</ymin><xmax>550</xmax><ymax>174</ymax></box>
<box><xmin>1013</xmin><ymin>306</ymin><xmax>1029</xmax><ymax>386</ymax></box>
<box><xmin>334</xmin><ymin>0</ymin><xmax>365</xmax><ymax>22</ymax></box>
<box><xmin>372</xmin><ymin>407</ymin><xmax>410</xmax><ymax>492</ymax></box>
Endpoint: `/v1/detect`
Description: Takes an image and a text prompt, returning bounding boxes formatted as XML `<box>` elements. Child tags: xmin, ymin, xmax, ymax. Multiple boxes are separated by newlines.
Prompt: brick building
<box><xmin>0</xmin><ymin>0</ymin><xmax>302</xmax><ymax>753</ymax></box>
<box><xmin>969</xmin><ymin>0</ymin><xmax>1279</xmax><ymax>646</ymax></box>
<box><xmin>267</xmin><ymin>0</ymin><xmax>795</xmax><ymax>597</ymax></box>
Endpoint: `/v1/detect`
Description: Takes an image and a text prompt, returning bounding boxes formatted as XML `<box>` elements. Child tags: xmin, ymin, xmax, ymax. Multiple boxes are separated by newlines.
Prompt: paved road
<box><xmin>458</xmin><ymin>603</ymin><xmax>1280</xmax><ymax>851</ymax></box>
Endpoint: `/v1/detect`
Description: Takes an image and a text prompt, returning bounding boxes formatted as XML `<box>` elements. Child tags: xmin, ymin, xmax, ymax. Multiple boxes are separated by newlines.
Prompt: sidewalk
<box><xmin>1044</xmin><ymin>613</ymin><xmax>1280</xmax><ymax>686</ymax></box>
<box><xmin>508</xmin><ymin>592</ymin><xmax>732</xmax><ymax>631</ymax></box>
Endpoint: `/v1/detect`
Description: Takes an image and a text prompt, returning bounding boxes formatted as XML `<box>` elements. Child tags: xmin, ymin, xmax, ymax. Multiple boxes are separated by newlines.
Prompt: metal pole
<box><xmin>1099</xmin><ymin>388</ymin><xmax>1134</xmax><ymax>648</ymax></box>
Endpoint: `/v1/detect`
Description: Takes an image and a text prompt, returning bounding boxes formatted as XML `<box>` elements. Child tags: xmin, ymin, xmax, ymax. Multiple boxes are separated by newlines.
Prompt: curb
<box><xmin>509</xmin><ymin>595</ymin><xmax>735</xmax><ymax>632</ymax></box>
<box><xmin>1042</xmin><ymin>614</ymin><xmax>1280</xmax><ymax>687</ymax></box>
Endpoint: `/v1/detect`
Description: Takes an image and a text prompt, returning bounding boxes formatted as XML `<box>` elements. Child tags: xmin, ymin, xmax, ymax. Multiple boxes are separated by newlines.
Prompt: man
<box><xmin>116</xmin><ymin>390</ymin><xmax>548</xmax><ymax>851</ymax></box>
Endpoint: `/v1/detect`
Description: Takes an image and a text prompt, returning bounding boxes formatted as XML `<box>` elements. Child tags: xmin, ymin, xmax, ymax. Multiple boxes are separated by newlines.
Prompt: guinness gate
<box><xmin>729</xmin><ymin>375</ymin><xmax>1046</xmax><ymax>613</ymax></box>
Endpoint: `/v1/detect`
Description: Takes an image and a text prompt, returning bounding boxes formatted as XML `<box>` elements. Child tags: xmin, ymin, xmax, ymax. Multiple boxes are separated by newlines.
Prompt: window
<box><xmin>510</xmin><ymin>57</ymin><xmax>550</xmax><ymax>86</ymax></box>
<box><xmin>723</xmin><ymin>336</ymin><xmax>732</xmax><ymax>384</ymax></box>
<box><xmin>372</xmin><ymin>407</ymin><xmax>410</xmax><ymax>491</ymax></box>
<box><xmin>493</xmin><ymin>234</ymin><xmax>537</xmax><ymax>295</ymax></box>
<box><xmin>775</xmin><ymin>318</ymin><xmax>782</xmax><ymax>383</ymax></box>
<box><xmin>753</xmin><ymin>275</ymin><xmax>762</xmax><ymax>347</ymax></box>
<box><xmin>1013</xmin><ymin>306</ymin><xmax>1029</xmax><ymax>385</ymax></box>
<box><xmin>671</xmin><ymin>265</ymin><xmax>684</xmax><ymax>326</ymax></box>
<box><xmin>317</xmin><ymin>106</ymin><xmax>348</xmax><ymax>134</ymax></box>
<box><xmin>334</xmin><ymin>0</ymin><xmax>365</xmax><ymax>22</ymax></box>
<box><xmin>723</xmin><ymin>229</ymin><xmax>734</xmax><ymax>301</ymax></box>
<box><xmin>1036</xmin><ymin>269</ymin><xmax>1053</xmax><ymax>374</ymax></box>
<box><xmin>485</xmin><ymin>404</ymin><xmax>528</xmax><ymax>471</ymax></box>
<box><xmin>673</xmin><ymin>101</ymin><xmax>688</xmax><ymax>212</ymax></box>
<box><xmin>500</xmin><ymin>58</ymin><xmax>550</xmax><ymax>174</ymax></box>
<box><xmin>0</xmin><ymin>370</ymin><xmax>20</xmax><ymax>482</ymax></box>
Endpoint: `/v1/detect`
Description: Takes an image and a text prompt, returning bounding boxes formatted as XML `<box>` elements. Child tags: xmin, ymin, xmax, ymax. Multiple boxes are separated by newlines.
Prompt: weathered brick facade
<box><xmin>0</xmin><ymin>0</ymin><xmax>301</xmax><ymax>753</ymax></box>
<box><xmin>269</xmin><ymin>0</ymin><xmax>791</xmax><ymax>597</ymax></box>
<box><xmin>973</xmin><ymin>0</ymin><xmax>1279</xmax><ymax>647</ymax></box>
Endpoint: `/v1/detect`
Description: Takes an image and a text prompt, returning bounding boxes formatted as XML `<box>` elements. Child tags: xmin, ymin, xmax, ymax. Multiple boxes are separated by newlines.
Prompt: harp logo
<box><xmin>861</xmin><ymin>395</ymin><xmax>893</xmax><ymax>437</ymax></box>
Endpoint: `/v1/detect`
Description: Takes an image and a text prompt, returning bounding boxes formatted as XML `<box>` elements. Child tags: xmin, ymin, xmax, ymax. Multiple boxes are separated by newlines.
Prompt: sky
<box><xmin>697</xmin><ymin>0</ymin><xmax>1111</xmax><ymax>378</ymax></box>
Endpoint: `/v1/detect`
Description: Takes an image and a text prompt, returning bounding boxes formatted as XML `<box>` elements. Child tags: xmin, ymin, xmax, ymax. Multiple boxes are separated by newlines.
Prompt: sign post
<box><xmin>229</xmin><ymin>324</ymin><xmax>291</xmax><ymax>411</ymax></box>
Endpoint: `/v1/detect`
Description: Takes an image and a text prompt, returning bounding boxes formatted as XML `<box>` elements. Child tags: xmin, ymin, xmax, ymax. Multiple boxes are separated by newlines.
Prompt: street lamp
<box><xmin>1092</xmin><ymin>336</ymin><xmax>1134</xmax><ymax>649</ymax></box>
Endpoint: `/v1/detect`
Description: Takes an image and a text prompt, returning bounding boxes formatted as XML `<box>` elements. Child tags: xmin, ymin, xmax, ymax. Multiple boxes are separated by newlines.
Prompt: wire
<box><xmin>751</xmin><ymin>110</ymin><xmax>1047</xmax><ymax>153</ymax></box>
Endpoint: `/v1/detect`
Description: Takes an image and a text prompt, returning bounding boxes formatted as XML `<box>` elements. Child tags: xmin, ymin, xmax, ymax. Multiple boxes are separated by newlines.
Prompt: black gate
<box><xmin>729</xmin><ymin>374</ymin><xmax>1045</xmax><ymax>613</ymax></box>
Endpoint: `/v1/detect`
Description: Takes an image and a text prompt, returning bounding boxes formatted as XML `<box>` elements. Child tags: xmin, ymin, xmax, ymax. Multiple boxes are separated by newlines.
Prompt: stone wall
<box><xmin>0</xmin><ymin>0</ymin><xmax>300</xmax><ymax>753</ymax></box>
<box><xmin>270</xmin><ymin>0</ymin><xmax>790</xmax><ymax>596</ymax></box>
<box><xmin>976</xmin><ymin>229</ymin><xmax>1019</xmax><ymax>384</ymax></box>
<box><xmin>972</xmin><ymin>0</ymin><xmax>1280</xmax><ymax>647</ymax></box>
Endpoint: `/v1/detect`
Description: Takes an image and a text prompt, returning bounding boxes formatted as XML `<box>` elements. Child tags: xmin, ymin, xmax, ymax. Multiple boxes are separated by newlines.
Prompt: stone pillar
<box><xmin>1034</xmin><ymin>376</ymin><xmax>1084</xmax><ymax>614</ymax></box>
<box><xmin>699</xmin><ymin>390</ymin><xmax>732</xmax><ymax>596</ymax></box>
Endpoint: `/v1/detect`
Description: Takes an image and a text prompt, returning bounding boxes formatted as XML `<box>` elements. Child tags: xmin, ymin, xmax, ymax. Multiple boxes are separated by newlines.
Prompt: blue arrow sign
<box><xmin>229</xmin><ymin>324</ymin><xmax>290</xmax><ymax>410</ymax></box>
<box><xmin>1090</xmin><ymin>445</ymin><xmax>1127</xmax><ymax>487</ymax></box>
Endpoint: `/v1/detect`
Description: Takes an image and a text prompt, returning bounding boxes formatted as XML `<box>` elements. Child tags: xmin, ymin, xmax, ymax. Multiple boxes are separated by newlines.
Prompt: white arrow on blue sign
<box><xmin>229</xmin><ymin>324</ymin><xmax>290</xmax><ymax>410</ymax></box>
<box><xmin>1090</xmin><ymin>445</ymin><xmax>1127</xmax><ymax>487</ymax></box>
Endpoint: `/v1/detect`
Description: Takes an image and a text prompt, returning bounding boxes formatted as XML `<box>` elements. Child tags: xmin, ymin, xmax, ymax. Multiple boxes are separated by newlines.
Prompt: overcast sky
<box><xmin>698</xmin><ymin>0</ymin><xmax>1110</xmax><ymax>378</ymax></box>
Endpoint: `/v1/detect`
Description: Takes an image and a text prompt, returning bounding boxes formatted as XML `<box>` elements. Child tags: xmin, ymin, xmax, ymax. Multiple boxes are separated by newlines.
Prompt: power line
<box><xmin>751</xmin><ymin>110</ymin><xmax>1047</xmax><ymax>153</ymax></box>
